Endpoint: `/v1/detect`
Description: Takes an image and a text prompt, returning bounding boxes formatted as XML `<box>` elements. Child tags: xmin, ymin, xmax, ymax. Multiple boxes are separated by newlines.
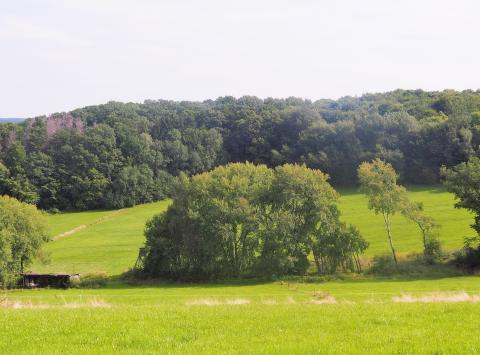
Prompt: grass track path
<box><xmin>52</xmin><ymin>209</ymin><xmax>127</xmax><ymax>241</ymax></box>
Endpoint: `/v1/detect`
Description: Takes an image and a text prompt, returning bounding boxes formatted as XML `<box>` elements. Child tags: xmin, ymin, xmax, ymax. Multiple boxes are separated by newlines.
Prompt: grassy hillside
<box><xmin>2</xmin><ymin>276</ymin><xmax>480</xmax><ymax>353</ymax></box>
<box><xmin>32</xmin><ymin>201</ymin><xmax>170</xmax><ymax>275</ymax></box>
<box><xmin>47</xmin><ymin>209</ymin><xmax>114</xmax><ymax>237</ymax></box>
<box><xmin>31</xmin><ymin>186</ymin><xmax>474</xmax><ymax>276</ymax></box>
<box><xmin>340</xmin><ymin>186</ymin><xmax>474</xmax><ymax>256</ymax></box>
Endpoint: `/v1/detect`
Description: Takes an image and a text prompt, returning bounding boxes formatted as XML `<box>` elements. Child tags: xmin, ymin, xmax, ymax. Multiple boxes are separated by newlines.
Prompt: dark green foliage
<box><xmin>144</xmin><ymin>163</ymin><xmax>367</xmax><ymax>280</ymax></box>
<box><xmin>0</xmin><ymin>144</ymin><xmax>39</xmax><ymax>205</ymax></box>
<box><xmin>368</xmin><ymin>254</ymin><xmax>460</xmax><ymax>277</ymax></box>
<box><xmin>312</xmin><ymin>224</ymin><xmax>368</xmax><ymax>274</ymax></box>
<box><xmin>2</xmin><ymin>89</ymin><xmax>480</xmax><ymax>210</ymax></box>
<box><xmin>451</xmin><ymin>236</ymin><xmax>480</xmax><ymax>271</ymax></box>
<box><xmin>442</xmin><ymin>157</ymin><xmax>480</xmax><ymax>269</ymax></box>
<box><xmin>108</xmin><ymin>165</ymin><xmax>161</xmax><ymax>208</ymax></box>
<box><xmin>423</xmin><ymin>236</ymin><xmax>443</xmax><ymax>264</ymax></box>
<box><xmin>442</xmin><ymin>157</ymin><xmax>480</xmax><ymax>233</ymax></box>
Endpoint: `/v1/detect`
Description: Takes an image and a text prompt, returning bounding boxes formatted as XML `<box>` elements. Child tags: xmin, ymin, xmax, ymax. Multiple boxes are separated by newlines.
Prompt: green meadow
<box><xmin>1</xmin><ymin>277</ymin><xmax>480</xmax><ymax>354</ymax></box>
<box><xmin>4</xmin><ymin>186</ymin><xmax>478</xmax><ymax>354</ymax></box>
<box><xmin>32</xmin><ymin>186</ymin><xmax>473</xmax><ymax>276</ymax></box>
<box><xmin>340</xmin><ymin>186</ymin><xmax>475</xmax><ymax>256</ymax></box>
<box><xmin>33</xmin><ymin>200</ymin><xmax>170</xmax><ymax>275</ymax></box>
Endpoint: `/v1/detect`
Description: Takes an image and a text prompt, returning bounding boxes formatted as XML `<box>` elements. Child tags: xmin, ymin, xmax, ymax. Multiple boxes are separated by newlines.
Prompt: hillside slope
<box><xmin>31</xmin><ymin>187</ymin><xmax>473</xmax><ymax>275</ymax></box>
<box><xmin>31</xmin><ymin>201</ymin><xmax>170</xmax><ymax>275</ymax></box>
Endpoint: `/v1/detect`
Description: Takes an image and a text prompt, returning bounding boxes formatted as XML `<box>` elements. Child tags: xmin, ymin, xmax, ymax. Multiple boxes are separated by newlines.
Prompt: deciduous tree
<box><xmin>358</xmin><ymin>159</ymin><xmax>407</xmax><ymax>264</ymax></box>
<box><xmin>0</xmin><ymin>196</ymin><xmax>49</xmax><ymax>288</ymax></box>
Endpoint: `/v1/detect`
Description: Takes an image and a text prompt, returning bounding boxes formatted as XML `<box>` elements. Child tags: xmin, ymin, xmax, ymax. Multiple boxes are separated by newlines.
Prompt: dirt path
<box><xmin>52</xmin><ymin>209</ymin><xmax>127</xmax><ymax>241</ymax></box>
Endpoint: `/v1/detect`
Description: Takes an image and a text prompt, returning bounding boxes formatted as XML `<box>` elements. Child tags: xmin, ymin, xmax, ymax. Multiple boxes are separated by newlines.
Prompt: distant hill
<box><xmin>0</xmin><ymin>117</ymin><xmax>24</xmax><ymax>123</ymax></box>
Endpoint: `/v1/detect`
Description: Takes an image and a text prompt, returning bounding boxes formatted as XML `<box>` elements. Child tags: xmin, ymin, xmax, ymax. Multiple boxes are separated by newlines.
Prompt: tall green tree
<box><xmin>441</xmin><ymin>157</ymin><xmax>480</xmax><ymax>234</ymax></box>
<box><xmin>144</xmin><ymin>163</ymin><xmax>367</xmax><ymax>280</ymax></box>
<box><xmin>358</xmin><ymin>159</ymin><xmax>407</xmax><ymax>264</ymax></box>
<box><xmin>0</xmin><ymin>196</ymin><xmax>49</xmax><ymax>288</ymax></box>
<box><xmin>268</xmin><ymin>164</ymin><xmax>339</xmax><ymax>274</ymax></box>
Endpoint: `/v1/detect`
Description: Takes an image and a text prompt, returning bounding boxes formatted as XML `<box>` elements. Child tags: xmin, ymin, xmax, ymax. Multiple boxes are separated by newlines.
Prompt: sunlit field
<box><xmin>340</xmin><ymin>185</ymin><xmax>474</xmax><ymax>256</ymax></box>
<box><xmin>1</xmin><ymin>277</ymin><xmax>480</xmax><ymax>354</ymax></box>
<box><xmin>3</xmin><ymin>186</ymin><xmax>479</xmax><ymax>354</ymax></box>
<box><xmin>32</xmin><ymin>201</ymin><xmax>170</xmax><ymax>275</ymax></box>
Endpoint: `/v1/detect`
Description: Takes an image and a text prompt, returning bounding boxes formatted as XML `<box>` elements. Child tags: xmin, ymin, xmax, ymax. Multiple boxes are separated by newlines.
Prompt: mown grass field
<box><xmin>1</xmin><ymin>277</ymin><xmax>480</xmax><ymax>354</ymax></box>
<box><xmin>4</xmin><ymin>186</ymin><xmax>480</xmax><ymax>354</ymax></box>
<box><xmin>31</xmin><ymin>186</ymin><xmax>473</xmax><ymax>276</ymax></box>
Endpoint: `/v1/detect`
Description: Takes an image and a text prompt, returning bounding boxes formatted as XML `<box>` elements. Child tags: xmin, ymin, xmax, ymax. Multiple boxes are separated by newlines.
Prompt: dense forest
<box><xmin>1</xmin><ymin>89</ymin><xmax>480</xmax><ymax>211</ymax></box>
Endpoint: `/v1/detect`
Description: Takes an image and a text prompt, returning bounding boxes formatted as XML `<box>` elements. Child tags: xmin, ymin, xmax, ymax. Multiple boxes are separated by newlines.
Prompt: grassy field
<box><xmin>1</xmin><ymin>277</ymin><xmax>480</xmax><ymax>354</ymax></box>
<box><xmin>31</xmin><ymin>186</ymin><xmax>473</xmax><ymax>276</ymax></box>
<box><xmin>340</xmin><ymin>186</ymin><xmax>474</xmax><ymax>256</ymax></box>
<box><xmin>5</xmin><ymin>186</ymin><xmax>480</xmax><ymax>354</ymax></box>
<box><xmin>32</xmin><ymin>201</ymin><xmax>170</xmax><ymax>275</ymax></box>
<box><xmin>47</xmin><ymin>209</ymin><xmax>115</xmax><ymax>237</ymax></box>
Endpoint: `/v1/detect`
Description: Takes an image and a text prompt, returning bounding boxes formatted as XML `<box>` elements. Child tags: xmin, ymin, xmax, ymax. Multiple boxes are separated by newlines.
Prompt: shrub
<box><xmin>452</xmin><ymin>236</ymin><xmax>480</xmax><ymax>271</ymax></box>
<box><xmin>76</xmin><ymin>272</ymin><xmax>109</xmax><ymax>288</ymax></box>
<box><xmin>368</xmin><ymin>255</ymin><xmax>398</xmax><ymax>275</ymax></box>
<box><xmin>368</xmin><ymin>254</ymin><xmax>461</xmax><ymax>278</ymax></box>
<box><xmin>424</xmin><ymin>236</ymin><xmax>443</xmax><ymax>264</ymax></box>
<box><xmin>47</xmin><ymin>208</ymin><xmax>61</xmax><ymax>215</ymax></box>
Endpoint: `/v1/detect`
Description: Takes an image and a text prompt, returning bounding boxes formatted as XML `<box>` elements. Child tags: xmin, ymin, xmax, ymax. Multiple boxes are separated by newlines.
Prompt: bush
<box><xmin>368</xmin><ymin>255</ymin><xmax>398</xmax><ymax>275</ymax></box>
<box><xmin>368</xmin><ymin>254</ymin><xmax>460</xmax><ymax>278</ymax></box>
<box><xmin>47</xmin><ymin>208</ymin><xmax>61</xmax><ymax>215</ymax></box>
<box><xmin>75</xmin><ymin>272</ymin><xmax>109</xmax><ymax>288</ymax></box>
<box><xmin>424</xmin><ymin>236</ymin><xmax>443</xmax><ymax>264</ymax></box>
<box><xmin>452</xmin><ymin>236</ymin><xmax>480</xmax><ymax>271</ymax></box>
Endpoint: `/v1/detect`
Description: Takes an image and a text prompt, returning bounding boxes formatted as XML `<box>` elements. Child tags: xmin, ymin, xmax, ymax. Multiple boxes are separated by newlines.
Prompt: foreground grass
<box><xmin>1</xmin><ymin>276</ymin><xmax>480</xmax><ymax>354</ymax></box>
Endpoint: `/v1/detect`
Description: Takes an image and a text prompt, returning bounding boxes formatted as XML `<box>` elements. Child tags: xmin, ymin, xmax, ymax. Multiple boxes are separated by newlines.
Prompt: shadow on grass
<box><xmin>91</xmin><ymin>262</ymin><xmax>471</xmax><ymax>291</ymax></box>
<box><xmin>337</xmin><ymin>185</ymin><xmax>446</xmax><ymax>197</ymax></box>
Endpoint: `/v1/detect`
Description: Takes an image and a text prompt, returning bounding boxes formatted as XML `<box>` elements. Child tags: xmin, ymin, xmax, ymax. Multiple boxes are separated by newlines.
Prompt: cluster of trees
<box><xmin>442</xmin><ymin>158</ymin><xmax>480</xmax><ymax>269</ymax></box>
<box><xmin>358</xmin><ymin>159</ymin><xmax>440</xmax><ymax>264</ymax></box>
<box><xmin>144</xmin><ymin>163</ymin><xmax>368</xmax><ymax>280</ymax></box>
<box><xmin>0</xmin><ymin>196</ymin><xmax>49</xmax><ymax>288</ymax></box>
<box><xmin>2</xmin><ymin>89</ymin><xmax>480</xmax><ymax>210</ymax></box>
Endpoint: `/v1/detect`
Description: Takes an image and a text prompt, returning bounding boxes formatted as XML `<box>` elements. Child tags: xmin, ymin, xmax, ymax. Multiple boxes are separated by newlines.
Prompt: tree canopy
<box><xmin>2</xmin><ymin>89</ymin><xmax>480</xmax><ymax>210</ymax></box>
<box><xmin>144</xmin><ymin>163</ymin><xmax>367</xmax><ymax>280</ymax></box>
<box><xmin>359</xmin><ymin>159</ymin><xmax>439</xmax><ymax>264</ymax></box>
<box><xmin>0</xmin><ymin>196</ymin><xmax>49</xmax><ymax>288</ymax></box>
<box><xmin>442</xmin><ymin>157</ymin><xmax>480</xmax><ymax>234</ymax></box>
<box><xmin>441</xmin><ymin>157</ymin><xmax>480</xmax><ymax>268</ymax></box>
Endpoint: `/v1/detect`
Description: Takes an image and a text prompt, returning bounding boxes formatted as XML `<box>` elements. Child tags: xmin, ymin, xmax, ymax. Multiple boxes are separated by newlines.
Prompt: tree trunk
<box><xmin>383</xmin><ymin>213</ymin><xmax>398</xmax><ymax>265</ymax></box>
<box><xmin>420</xmin><ymin>225</ymin><xmax>427</xmax><ymax>258</ymax></box>
<box><xmin>313</xmin><ymin>250</ymin><xmax>321</xmax><ymax>275</ymax></box>
<box><xmin>354</xmin><ymin>253</ymin><xmax>362</xmax><ymax>273</ymax></box>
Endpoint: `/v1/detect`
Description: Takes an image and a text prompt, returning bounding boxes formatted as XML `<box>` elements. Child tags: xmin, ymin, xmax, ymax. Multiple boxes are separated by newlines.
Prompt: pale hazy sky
<box><xmin>1</xmin><ymin>0</ymin><xmax>479</xmax><ymax>117</ymax></box>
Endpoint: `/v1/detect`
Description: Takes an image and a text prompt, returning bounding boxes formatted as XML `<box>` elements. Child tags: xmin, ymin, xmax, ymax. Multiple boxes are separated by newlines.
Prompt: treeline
<box><xmin>2</xmin><ymin>89</ymin><xmax>480</xmax><ymax>210</ymax></box>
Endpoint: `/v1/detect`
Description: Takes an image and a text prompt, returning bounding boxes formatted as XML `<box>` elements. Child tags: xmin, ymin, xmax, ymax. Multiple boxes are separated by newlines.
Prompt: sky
<box><xmin>1</xmin><ymin>0</ymin><xmax>479</xmax><ymax>117</ymax></box>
